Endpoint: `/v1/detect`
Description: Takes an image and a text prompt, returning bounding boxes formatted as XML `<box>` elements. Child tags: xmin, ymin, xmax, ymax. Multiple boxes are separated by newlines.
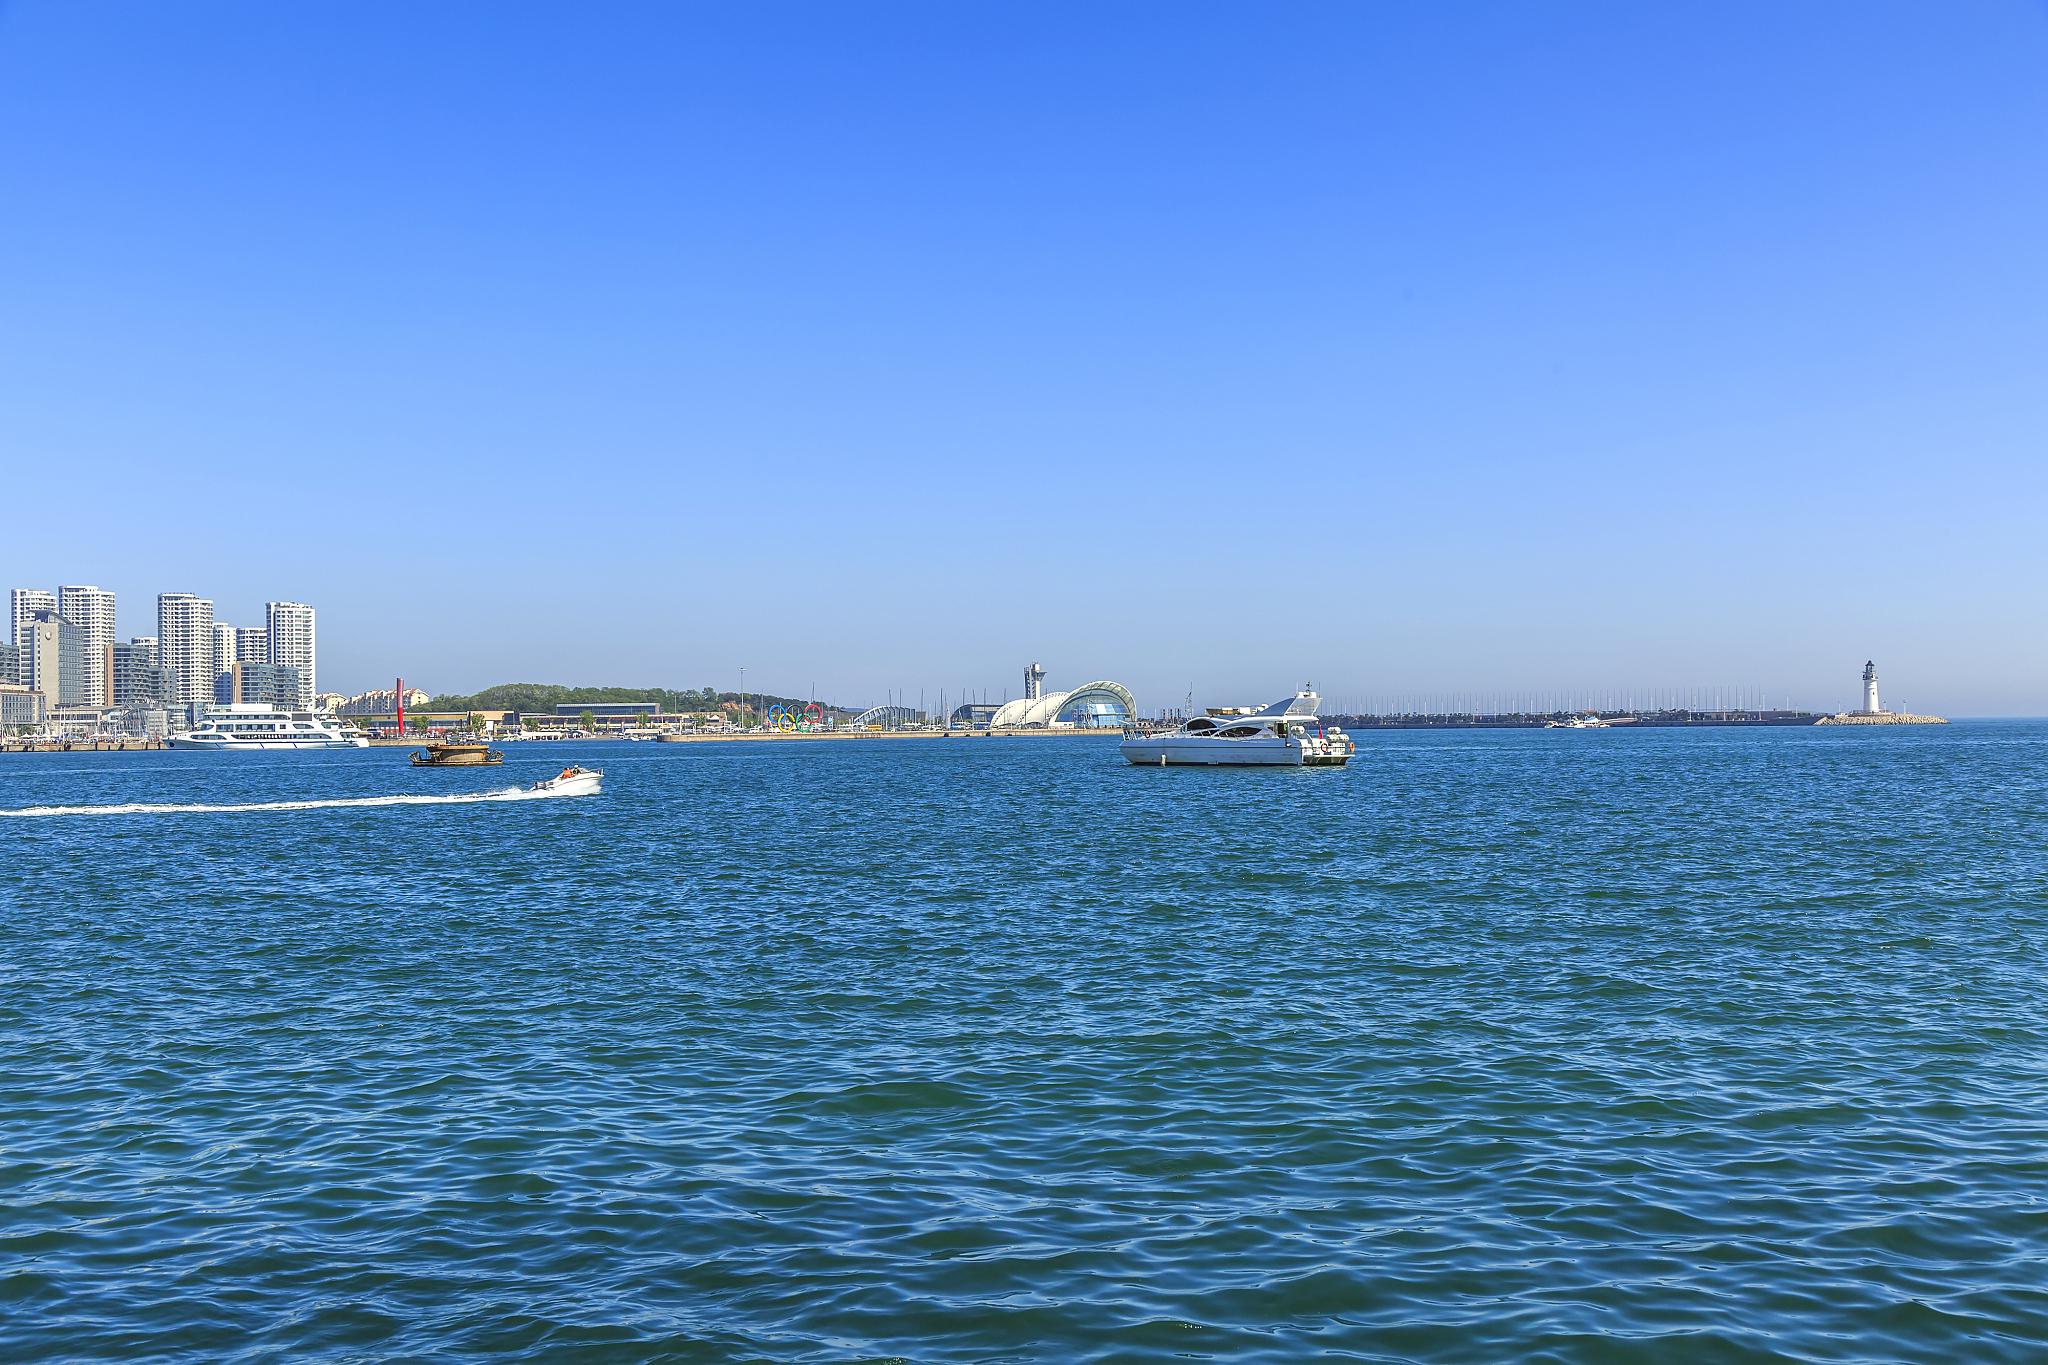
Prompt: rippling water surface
<box><xmin>5</xmin><ymin>725</ymin><xmax>2046</xmax><ymax>1361</ymax></box>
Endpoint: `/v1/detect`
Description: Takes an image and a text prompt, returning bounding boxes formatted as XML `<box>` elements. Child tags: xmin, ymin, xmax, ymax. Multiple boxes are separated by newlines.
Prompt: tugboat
<box><xmin>410</xmin><ymin>741</ymin><xmax>505</xmax><ymax>767</ymax></box>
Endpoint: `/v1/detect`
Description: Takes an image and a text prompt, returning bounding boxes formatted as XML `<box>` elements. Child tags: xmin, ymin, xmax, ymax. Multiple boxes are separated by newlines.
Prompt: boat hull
<box><xmin>411</xmin><ymin>746</ymin><xmax>504</xmax><ymax>766</ymax></box>
<box><xmin>530</xmin><ymin>773</ymin><xmax>602</xmax><ymax>796</ymax></box>
<box><xmin>1119</xmin><ymin>736</ymin><xmax>1347</xmax><ymax>767</ymax></box>
<box><xmin>167</xmin><ymin>737</ymin><xmax>369</xmax><ymax>750</ymax></box>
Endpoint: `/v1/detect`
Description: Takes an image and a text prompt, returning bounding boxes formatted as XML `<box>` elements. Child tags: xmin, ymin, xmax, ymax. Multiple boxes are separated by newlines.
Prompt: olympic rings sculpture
<box><xmin>766</xmin><ymin>702</ymin><xmax>827</xmax><ymax>732</ymax></box>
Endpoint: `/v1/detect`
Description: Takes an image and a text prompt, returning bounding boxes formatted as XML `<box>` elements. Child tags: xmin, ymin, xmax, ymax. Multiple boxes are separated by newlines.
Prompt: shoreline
<box><xmin>371</xmin><ymin>729</ymin><xmax>1123</xmax><ymax>747</ymax></box>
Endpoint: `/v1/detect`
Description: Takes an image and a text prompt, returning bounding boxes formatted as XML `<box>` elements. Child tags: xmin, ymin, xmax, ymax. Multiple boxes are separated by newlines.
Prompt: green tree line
<box><xmin>419</xmin><ymin>683</ymin><xmax>848</xmax><ymax>718</ymax></box>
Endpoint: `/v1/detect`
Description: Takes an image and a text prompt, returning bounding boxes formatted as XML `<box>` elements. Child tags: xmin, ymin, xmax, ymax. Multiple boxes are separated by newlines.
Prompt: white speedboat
<box><xmin>1120</xmin><ymin>690</ymin><xmax>1355</xmax><ymax>767</ymax></box>
<box><xmin>1544</xmin><ymin>713</ymin><xmax>1610</xmax><ymax>729</ymax></box>
<box><xmin>528</xmin><ymin>765</ymin><xmax>603</xmax><ymax>796</ymax></box>
<box><xmin>168</xmin><ymin>704</ymin><xmax>370</xmax><ymax>750</ymax></box>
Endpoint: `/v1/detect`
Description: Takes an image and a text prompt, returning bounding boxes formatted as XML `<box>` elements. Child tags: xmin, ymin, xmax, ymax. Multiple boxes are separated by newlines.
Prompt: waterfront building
<box><xmin>48</xmin><ymin>703</ymin><xmax>116</xmax><ymax>738</ymax></box>
<box><xmin>370</xmin><ymin>708</ymin><xmax>515</xmax><ymax>738</ymax></box>
<box><xmin>266</xmin><ymin>601</ymin><xmax>315</xmax><ymax>708</ymax></box>
<box><xmin>0</xmin><ymin>642</ymin><xmax>14</xmax><ymax>686</ymax></box>
<box><xmin>947</xmin><ymin>701</ymin><xmax>1004</xmax><ymax>729</ymax></box>
<box><xmin>519</xmin><ymin>701</ymin><xmax>664</xmax><ymax>735</ymax></box>
<box><xmin>113</xmin><ymin>702</ymin><xmax>171</xmax><ymax>738</ymax></box>
<box><xmin>10</xmin><ymin>588</ymin><xmax>55</xmax><ymax>686</ymax></box>
<box><xmin>217</xmin><ymin>661</ymin><xmax>303</xmax><ymax>709</ymax></box>
<box><xmin>112</xmin><ymin>638</ymin><xmax>170</xmax><ymax>706</ymax></box>
<box><xmin>0</xmin><ymin>683</ymin><xmax>44</xmax><ymax>729</ymax></box>
<box><xmin>235</xmin><ymin>626</ymin><xmax>269</xmax><ymax>664</ymax></box>
<box><xmin>23</xmin><ymin>609</ymin><xmax>85</xmax><ymax>706</ymax></box>
<box><xmin>57</xmin><ymin>586</ymin><xmax>115</xmax><ymax>706</ymax></box>
<box><xmin>337</xmin><ymin>686</ymin><xmax>427</xmax><ymax>716</ymax></box>
<box><xmin>987</xmin><ymin>665</ymin><xmax>1135</xmax><ymax>729</ymax></box>
<box><xmin>156</xmin><ymin>593</ymin><xmax>216</xmax><ymax>706</ymax></box>
<box><xmin>556</xmin><ymin>702</ymin><xmax>661</xmax><ymax>720</ymax></box>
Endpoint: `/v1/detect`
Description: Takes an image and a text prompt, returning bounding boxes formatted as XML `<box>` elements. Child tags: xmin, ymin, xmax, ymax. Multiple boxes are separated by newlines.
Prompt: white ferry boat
<box><xmin>168</xmin><ymin>704</ymin><xmax>370</xmax><ymax>751</ymax></box>
<box><xmin>1120</xmin><ymin>690</ymin><xmax>1356</xmax><ymax>767</ymax></box>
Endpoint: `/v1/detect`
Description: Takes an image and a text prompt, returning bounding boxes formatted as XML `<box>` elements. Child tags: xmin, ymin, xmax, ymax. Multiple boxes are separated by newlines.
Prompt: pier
<box><xmin>1</xmin><ymin>737</ymin><xmax>168</xmax><ymax>753</ymax></box>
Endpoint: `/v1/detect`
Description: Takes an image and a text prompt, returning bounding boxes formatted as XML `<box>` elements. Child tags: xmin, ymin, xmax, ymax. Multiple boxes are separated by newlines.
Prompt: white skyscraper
<box><xmin>157</xmin><ymin>592</ymin><xmax>216</xmax><ymax>706</ymax></box>
<box><xmin>235</xmin><ymin>626</ymin><xmax>269</xmax><ymax>664</ymax></box>
<box><xmin>212</xmin><ymin>622</ymin><xmax>238</xmax><ymax>694</ymax></box>
<box><xmin>266</xmin><ymin>601</ymin><xmax>315</xmax><ymax>707</ymax></box>
<box><xmin>58</xmin><ymin>585</ymin><xmax>116</xmax><ymax>706</ymax></box>
<box><xmin>10</xmin><ymin>588</ymin><xmax>55</xmax><ymax>687</ymax></box>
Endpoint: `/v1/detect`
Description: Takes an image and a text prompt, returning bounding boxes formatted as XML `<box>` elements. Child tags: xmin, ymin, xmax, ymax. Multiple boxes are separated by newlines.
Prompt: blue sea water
<box><xmin>3</xmin><ymin>723</ymin><xmax>2046</xmax><ymax>1362</ymax></box>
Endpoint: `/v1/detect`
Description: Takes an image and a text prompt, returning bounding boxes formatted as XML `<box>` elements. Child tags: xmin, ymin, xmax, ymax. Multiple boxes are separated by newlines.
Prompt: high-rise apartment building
<box><xmin>113</xmin><ymin>637</ymin><xmax>169</xmax><ymax>706</ymax></box>
<box><xmin>235</xmin><ymin>626</ymin><xmax>269</xmax><ymax>664</ymax></box>
<box><xmin>23</xmin><ymin>610</ymin><xmax>84</xmax><ymax>705</ymax></box>
<box><xmin>156</xmin><ymin>593</ymin><xmax>216</xmax><ymax>706</ymax></box>
<box><xmin>211</xmin><ymin>622</ymin><xmax>237</xmax><ymax>690</ymax></box>
<box><xmin>10</xmin><ymin>588</ymin><xmax>55</xmax><ymax>686</ymax></box>
<box><xmin>218</xmin><ymin>661</ymin><xmax>302</xmax><ymax>709</ymax></box>
<box><xmin>266</xmin><ymin>601</ymin><xmax>315</xmax><ymax>708</ymax></box>
<box><xmin>57</xmin><ymin>585</ymin><xmax>115</xmax><ymax>706</ymax></box>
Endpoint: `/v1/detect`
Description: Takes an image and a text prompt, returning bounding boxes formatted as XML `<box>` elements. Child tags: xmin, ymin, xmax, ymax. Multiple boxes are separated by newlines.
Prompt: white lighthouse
<box><xmin>1860</xmin><ymin>660</ymin><xmax>1881</xmax><ymax>715</ymax></box>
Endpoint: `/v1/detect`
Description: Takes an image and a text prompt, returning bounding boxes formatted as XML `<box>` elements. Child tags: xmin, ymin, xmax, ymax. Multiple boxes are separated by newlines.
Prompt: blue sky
<box><xmin>3</xmin><ymin>2</ymin><xmax>2043</xmax><ymax>714</ymax></box>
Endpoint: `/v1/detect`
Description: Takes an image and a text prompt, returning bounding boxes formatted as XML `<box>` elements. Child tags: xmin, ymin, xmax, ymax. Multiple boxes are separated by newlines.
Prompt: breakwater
<box><xmin>1329</xmin><ymin>709</ymin><xmax>1828</xmax><ymax>730</ymax></box>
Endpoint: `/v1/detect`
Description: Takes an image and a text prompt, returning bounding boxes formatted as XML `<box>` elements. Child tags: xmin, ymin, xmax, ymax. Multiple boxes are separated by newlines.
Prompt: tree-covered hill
<box><xmin>420</xmin><ymin>683</ymin><xmax>850</xmax><ymax>718</ymax></box>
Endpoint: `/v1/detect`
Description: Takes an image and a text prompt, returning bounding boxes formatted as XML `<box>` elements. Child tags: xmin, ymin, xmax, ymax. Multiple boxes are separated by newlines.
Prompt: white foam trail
<box><xmin>0</xmin><ymin>783</ymin><xmax>598</xmax><ymax>818</ymax></box>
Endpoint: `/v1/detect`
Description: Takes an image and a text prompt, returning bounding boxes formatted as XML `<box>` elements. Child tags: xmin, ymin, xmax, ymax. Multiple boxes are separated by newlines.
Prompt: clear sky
<box><xmin>3</xmin><ymin>2</ymin><xmax>2043</xmax><ymax>714</ymax></box>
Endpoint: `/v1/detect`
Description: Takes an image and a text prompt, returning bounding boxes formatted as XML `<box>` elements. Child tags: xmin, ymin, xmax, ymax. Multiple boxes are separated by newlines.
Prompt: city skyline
<box><xmin>0</xmin><ymin>570</ymin><xmax>1984</xmax><ymax>720</ymax></box>
<box><xmin>4</xmin><ymin>5</ymin><xmax>2046</xmax><ymax>714</ymax></box>
<box><xmin>8</xmin><ymin>580</ymin><xmax>315</xmax><ymax>716</ymax></box>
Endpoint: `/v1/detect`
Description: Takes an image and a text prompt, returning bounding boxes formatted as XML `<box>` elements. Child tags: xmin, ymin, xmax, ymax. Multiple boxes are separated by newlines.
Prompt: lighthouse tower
<box><xmin>1861</xmin><ymin>660</ymin><xmax>1881</xmax><ymax>715</ymax></box>
<box><xmin>1024</xmin><ymin>661</ymin><xmax>1046</xmax><ymax>702</ymax></box>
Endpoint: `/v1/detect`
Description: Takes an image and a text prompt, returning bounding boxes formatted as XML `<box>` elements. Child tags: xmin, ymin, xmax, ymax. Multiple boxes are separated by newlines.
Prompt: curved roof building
<box><xmin>987</xmin><ymin>677</ymin><xmax>1135</xmax><ymax>729</ymax></box>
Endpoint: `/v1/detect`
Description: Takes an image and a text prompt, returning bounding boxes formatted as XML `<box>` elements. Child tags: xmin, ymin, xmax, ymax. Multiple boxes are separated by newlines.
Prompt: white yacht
<box><xmin>168</xmin><ymin>704</ymin><xmax>370</xmax><ymax>751</ymax></box>
<box><xmin>1121</xmin><ymin>690</ymin><xmax>1356</xmax><ymax>767</ymax></box>
<box><xmin>1544</xmin><ymin>712</ymin><xmax>1610</xmax><ymax>729</ymax></box>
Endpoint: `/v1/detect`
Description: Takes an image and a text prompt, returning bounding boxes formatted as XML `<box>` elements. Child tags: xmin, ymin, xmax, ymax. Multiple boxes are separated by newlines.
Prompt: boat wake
<box><xmin>0</xmin><ymin>784</ymin><xmax>597</xmax><ymax>818</ymax></box>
